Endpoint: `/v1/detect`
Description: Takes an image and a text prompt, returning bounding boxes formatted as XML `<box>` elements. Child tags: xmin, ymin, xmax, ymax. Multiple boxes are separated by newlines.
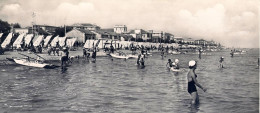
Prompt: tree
<box><xmin>13</xmin><ymin>23</ymin><xmax>21</xmax><ymax>28</ymax></box>
<box><xmin>0</xmin><ymin>19</ymin><xmax>11</xmax><ymax>33</ymax></box>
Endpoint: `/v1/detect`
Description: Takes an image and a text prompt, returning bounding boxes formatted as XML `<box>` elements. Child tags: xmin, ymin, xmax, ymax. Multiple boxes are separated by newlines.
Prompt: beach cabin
<box><xmin>13</xmin><ymin>33</ymin><xmax>26</xmax><ymax>49</ymax></box>
<box><xmin>0</xmin><ymin>33</ymin><xmax>3</xmax><ymax>39</ymax></box>
<box><xmin>24</xmin><ymin>34</ymin><xmax>34</xmax><ymax>47</ymax></box>
<box><xmin>33</xmin><ymin>35</ymin><xmax>44</xmax><ymax>47</ymax></box>
<box><xmin>84</xmin><ymin>39</ymin><xmax>99</xmax><ymax>49</ymax></box>
<box><xmin>1</xmin><ymin>33</ymin><xmax>13</xmax><ymax>48</ymax></box>
<box><xmin>43</xmin><ymin>35</ymin><xmax>52</xmax><ymax>47</ymax></box>
<box><xmin>58</xmin><ymin>37</ymin><xmax>67</xmax><ymax>47</ymax></box>
<box><xmin>66</xmin><ymin>38</ymin><xmax>77</xmax><ymax>48</ymax></box>
<box><xmin>50</xmin><ymin>36</ymin><xmax>59</xmax><ymax>47</ymax></box>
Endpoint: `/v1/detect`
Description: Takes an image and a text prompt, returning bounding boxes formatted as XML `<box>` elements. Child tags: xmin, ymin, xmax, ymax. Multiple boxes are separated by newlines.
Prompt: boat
<box><xmin>127</xmin><ymin>54</ymin><xmax>139</xmax><ymax>59</ymax></box>
<box><xmin>96</xmin><ymin>51</ymin><xmax>109</xmax><ymax>57</ymax></box>
<box><xmin>9</xmin><ymin>58</ymin><xmax>59</xmax><ymax>69</ymax></box>
<box><xmin>110</xmin><ymin>53</ymin><xmax>129</xmax><ymax>59</ymax></box>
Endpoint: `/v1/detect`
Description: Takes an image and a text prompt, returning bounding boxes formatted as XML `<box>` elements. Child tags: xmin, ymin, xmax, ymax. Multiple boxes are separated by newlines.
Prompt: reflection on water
<box><xmin>0</xmin><ymin>49</ymin><xmax>258</xmax><ymax>113</ymax></box>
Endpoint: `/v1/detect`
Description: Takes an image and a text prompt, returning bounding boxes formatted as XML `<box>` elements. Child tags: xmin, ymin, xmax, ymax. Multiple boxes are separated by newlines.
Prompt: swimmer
<box><xmin>187</xmin><ymin>60</ymin><xmax>207</xmax><ymax>105</ymax></box>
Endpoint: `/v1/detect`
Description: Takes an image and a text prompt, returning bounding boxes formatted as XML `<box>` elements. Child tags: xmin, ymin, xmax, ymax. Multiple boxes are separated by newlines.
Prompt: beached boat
<box><xmin>11</xmin><ymin>58</ymin><xmax>58</xmax><ymax>69</ymax></box>
<box><xmin>233</xmin><ymin>52</ymin><xmax>246</xmax><ymax>55</ymax></box>
<box><xmin>96</xmin><ymin>51</ymin><xmax>109</xmax><ymax>57</ymax></box>
<box><xmin>110</xmin><ymin>53</ymin><xmax>129</xmax><ymax>59</ymax></box>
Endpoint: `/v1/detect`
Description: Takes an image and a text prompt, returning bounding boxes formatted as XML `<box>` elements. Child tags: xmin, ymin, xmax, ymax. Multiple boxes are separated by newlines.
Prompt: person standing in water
<box><xmin>137</xmin><ymin>51</ymin><xmax>145</xmax><ymax>66</ymax></box>
<box><xmin>61</xmin><ymin>47</ymin><xmax>69</xmax><ymax>67</ymax></box>
<box><xmin>198</xmin><ymin>48</ymin><xmax>202</xmax><ymax>59</ymax></box>
<box><xmin>161</xmin><ymin>48</ymin><xmax>165</xmax><ymax>58</ymax></box>
<box><xmin>230</xmin><ymin>50</ymin><xmax>234</xmax><ymax>57</ymax></box>
<box><xmin>219</xmin><ymin>57</ymin><xmax>224</xmax><ymax>68</ymax></box>
<box><xmin>187</xmin><ymin>60</ymin><xmax>207</xmax><ymax>105</ymax></box>
<box><xmin>92</xmin><ymin>48</ymin><xmax>97</xmax><ymax>62</ymax></box>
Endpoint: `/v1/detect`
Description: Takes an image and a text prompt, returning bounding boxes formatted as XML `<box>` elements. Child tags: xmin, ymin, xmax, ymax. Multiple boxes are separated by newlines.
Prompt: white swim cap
<box><xmin>189</xmin><ymin>60</ymin><xmax>196</xmax><ymax>67</ymax></box>
<box><xmin>175</xmin><ymin>59</ymin><xmax>179</xmax><ymax>63</ymax></box>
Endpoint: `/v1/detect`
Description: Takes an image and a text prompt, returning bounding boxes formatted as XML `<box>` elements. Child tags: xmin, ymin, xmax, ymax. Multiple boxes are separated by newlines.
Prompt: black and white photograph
<box><xmin>0</xmin><ymin>0</ymin><xmax>259</xmax><ymax>113</ymax></box>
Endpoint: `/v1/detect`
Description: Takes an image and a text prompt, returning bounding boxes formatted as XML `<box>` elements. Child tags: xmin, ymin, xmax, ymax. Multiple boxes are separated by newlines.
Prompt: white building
<box><xmin>13</xmin><ymin>28</ymin><xmax>29</xmax><ymax>34</ymax></box>
<box><xmin>114</xmin><ymin>25</ymin><xmax>127</xmax><ymax>34</ymax></box>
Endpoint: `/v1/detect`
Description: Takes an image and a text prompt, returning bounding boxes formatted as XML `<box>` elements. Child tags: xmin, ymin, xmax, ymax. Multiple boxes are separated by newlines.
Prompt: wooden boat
<box><xmin>110</xmin><ymin>53</ymin><xmax>129</xmax><ymax>59</ymax></box>
<box><xmin>127</xmin><ymin>54</ymin><xmax>139</xmax><ymax>59</ymax></box>
<box><xmin>9</xmin><ymin>58</ymin><xmax>59</xmax><ymax>69</ymax></box>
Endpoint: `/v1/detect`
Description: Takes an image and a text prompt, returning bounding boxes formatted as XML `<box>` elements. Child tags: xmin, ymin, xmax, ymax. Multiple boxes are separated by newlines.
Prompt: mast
<box><xmin>32</xmin><ymin>12</ymin><xmax>35</xmax><ymax>35</ymax></box>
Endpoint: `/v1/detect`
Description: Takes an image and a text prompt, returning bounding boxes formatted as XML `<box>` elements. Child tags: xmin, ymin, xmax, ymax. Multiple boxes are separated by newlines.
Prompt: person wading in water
<box><xmin>187</xmin><ymin>60</ymin><xmax>207</xmax><ymax>105</ymax></box>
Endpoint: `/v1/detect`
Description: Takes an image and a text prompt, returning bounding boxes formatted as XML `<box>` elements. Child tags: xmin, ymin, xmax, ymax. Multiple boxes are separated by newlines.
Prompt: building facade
<box><xmin>70</xmin><ymin>23</ymin><xmax>101</xmax><ymax>31</ymax></box>
<box><xmin>33</xmin><ymin>25</ymin><xmax>58</xmax><ymax>34</ymax></box>
<box><xmin>129</xmin><ymin>29</ymin><xmax>152</xmax><ymax>41</ymax></box>
<box><xmin>66</xmin><ymin>28</ymin><xmax>95</xmax><ymax>44</ymax></box>
<box><xmin>13</xmin><ymin>28</ymin><xmax>29</xmax><ymax>34</ymax></box>
<box><xmin>114</xmin><ymin>25</ymin><xmax>127</xmax><ymax>34</ymax></box>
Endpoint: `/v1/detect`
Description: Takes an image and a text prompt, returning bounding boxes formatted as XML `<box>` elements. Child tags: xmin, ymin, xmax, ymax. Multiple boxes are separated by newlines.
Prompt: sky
<box><xmin>0</xmin><ymin>0</ymin><xmax>259</xmax><ymax>48</ymax></box>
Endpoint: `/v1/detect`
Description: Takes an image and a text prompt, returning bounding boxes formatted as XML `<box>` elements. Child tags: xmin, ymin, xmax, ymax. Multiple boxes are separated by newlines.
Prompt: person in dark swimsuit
<box><xmin>92</xmin><ymin>48</ymin><xmax>97</xmax><ymax>62</ymax></box>
<box><xmin>188</xmin><ymin>74</ymin><xmax>197</xmax><ymax>94</ymax></box>
<box><xmin>187</xmin><ymin>60</ymin><xmax>207</xmax><ymax>105</ymax></box>
<box><xmin>219</xmin><ymin>57</ymin><xmax>224</xmax><ymax>68</ymax></box>
<box><xmin>166</xmin><ymin>59</ymin><xmax>173</xmax><ymax>68</ymax></box>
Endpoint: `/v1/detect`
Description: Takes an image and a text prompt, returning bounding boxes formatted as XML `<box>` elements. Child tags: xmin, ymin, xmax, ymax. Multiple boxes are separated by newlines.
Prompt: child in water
<box><xmin>166</xmin><ymin>59</ymin><xmax>173</xmax><ymax>68</ymax></box>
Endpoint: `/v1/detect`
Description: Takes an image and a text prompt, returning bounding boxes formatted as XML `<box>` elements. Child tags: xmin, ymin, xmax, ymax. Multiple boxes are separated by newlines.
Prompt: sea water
<box><xmin>0</xmin><ymin>49</ymin><xmax>258</xmax><ymax>113</ymax></box>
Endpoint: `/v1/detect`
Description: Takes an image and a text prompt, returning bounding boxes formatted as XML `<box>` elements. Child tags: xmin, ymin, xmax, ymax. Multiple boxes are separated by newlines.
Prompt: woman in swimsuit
<box><xmin>187</xmin><ymin>60</ymin><xmax>207</xmax><ymax>105</ymax></box>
